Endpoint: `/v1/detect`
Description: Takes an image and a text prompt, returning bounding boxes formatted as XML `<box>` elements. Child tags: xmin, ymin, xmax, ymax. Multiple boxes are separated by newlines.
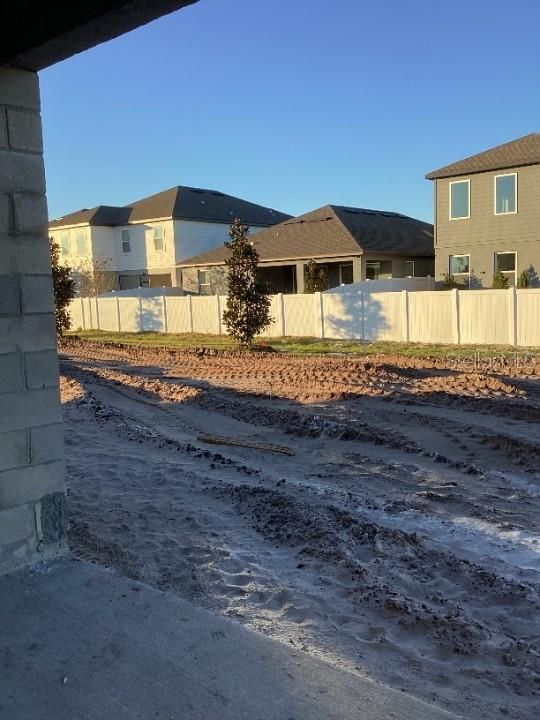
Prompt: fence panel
<box><xmin>118</xmin><ymin>298</ymin><xmax>140</xmax><ymax>333</ymax></box>
<box><xmin>192</xmin><ymin>296</ymin><xmax>220</xmax><ymax>334</ymax></box>
<box><xmin>140</xmin><ymin>297</ymin><xmax>164</xmax><ymax>332</ymax></box>
<box><xmin>517</xmin><ymin>289</ymin><xmax>540</xmax><ymax>347</ymax></box>
<box><xmin>459</xmin><ymin>290</ymin><xmax>510</xmax><ymax>345</ymax></box>
<box><xmin>408</xmin><ymin>291</ymin><xmax>455</xmax><ymax>344</ymax></box>
<box><xmin>323</xmin><ymin>293</ymin><xmax>363</xmax><ymax>339</ymax></box>
<box><xmin>282</xmin><ymin>294</ymin><xmax>321</xmax><ymax>337</ymax></box>
<box><xmin>166</xmin><ymin>297</ymin><xmax>192</xmax><ymax>333</ymax></box>
<box><xmin>364</xmin><ymin>292</ymin><xmax>402</xmax><ymax>341</ymax></box>
<box><xmin>69</xmin><ymin>299</ymin><xmax>84</xmax><ymax>330</ymax></box>
<box><xmin>96</xmin><ymin>297</ymin><xmax>118</xmax><ymax>331</ymax></box>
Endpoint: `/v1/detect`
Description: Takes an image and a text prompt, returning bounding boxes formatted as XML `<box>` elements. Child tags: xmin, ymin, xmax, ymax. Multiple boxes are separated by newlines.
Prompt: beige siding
<box><xmin>435</xmin><ymin>164</ymin><xmax>540</xmax><ymax>286</ymax></box>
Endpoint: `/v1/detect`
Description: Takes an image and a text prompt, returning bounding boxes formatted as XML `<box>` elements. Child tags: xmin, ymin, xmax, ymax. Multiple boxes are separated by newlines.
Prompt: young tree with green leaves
<box><xmin>49</xmin><ymin>237</ymin><xmax>75</xmax><ymax>335</ymax></box>
<box><xmin>304</xmin><ymin>259</ymin><xmax>328</xmax><ymax>293</ymax></box>
<box><xmin>222</xmin><ymin>219</ymin><xmax>272</xmax><ymax>346</ymax></box>
<box><xmin>492</xmin><ymin>270</ymin><xmax>509</xmax><ymax>289</ymax></box>
<box><xmin>517</xmin><ymin>269</ymin><xmax>530</xmax><ymax>288</ymax></box>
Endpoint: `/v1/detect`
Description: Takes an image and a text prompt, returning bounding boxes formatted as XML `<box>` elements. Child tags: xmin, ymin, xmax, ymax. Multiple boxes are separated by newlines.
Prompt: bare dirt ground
<box><xmin>58</xmin><ymin>339</ymin><xmax>540</xmax><ymax>720</ymax></box>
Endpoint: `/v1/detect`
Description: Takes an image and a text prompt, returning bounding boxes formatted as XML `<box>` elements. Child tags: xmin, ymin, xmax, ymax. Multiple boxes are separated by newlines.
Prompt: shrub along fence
<box><xmin>68</xmin><ymin>288</ymin><xmax>540</xmax><ymax>347</ymax></box>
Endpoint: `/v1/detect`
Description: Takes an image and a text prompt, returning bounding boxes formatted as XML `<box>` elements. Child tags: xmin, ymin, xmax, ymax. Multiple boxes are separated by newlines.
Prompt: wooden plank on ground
<box><xmin>197</xmin><ymin>434</ymin><xmax>295</xmax><ymax>456</ymax></box>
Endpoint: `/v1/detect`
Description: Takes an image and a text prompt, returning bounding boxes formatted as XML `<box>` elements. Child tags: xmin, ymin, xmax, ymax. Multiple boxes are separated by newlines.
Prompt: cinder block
<box><xmin>13</xmin><ymin>192</ymin><xmax>47</xmax><ymax>234</ymax></box>
<box><xmin>30</xmin><ymin>423</ymin><xmax>64</xmax><ymax>465</ymax></box>
<box><xmin>7</xmin><ymin>109</ymin><xmax>43</xmax><ymax>153</ymax></box>
<box><xmin>0</xmin><ymin>352</ymin><xmax>24</xmax><ymax>394</ymax></box>
<box><xmin>0</xmin><ymin>460</ymin><xmax>64</xmax><ymax>508</ymax></box>
<box><xmin>0</xmin><ymin>429</ymin><xmax>29</xmax><ymax>471</ymax></box>
<box><xmin>0</xmin><ymin>234</ymin><xmax>50</xmax><ymax>274</ymax></box>
<box><xmin>0</xmin><ymin>387</ymin><xmax>62</xmax><ymax>434</ymax></box>
<box><xmin>0</xmin><ymin>108</ymin><xmax>7</xmax><ymax>149</ymax></box>
<box><xmin>19</xmin><ymin>274</ymin><xmax>54</xmax><ymax>314</ymax></box>
<box><xmin>0</xmin><ymin>67</ymin><xmax>40</xmax><ymax>111</ymax></box>
<box><xmin>38</xmin><ymin>491</ymin><xmax>68</xmax><ymax>544</ymax></box>
<box><xmin>0</xmin><ymin>313</ymin><xmax>57</xmax><ymax>352</ymax></box>
<box><xmin>25</xmin><ymin>349</ymin><xmax>59</xmax><ymax>390</ymax></box>
<box><xmin>0</xmin><ymin>193</ymin><xmax>11</xmax><ymax>234</ymax></box>
<box><xmin>0</xmin><ymin>504</ymin><xmax>35</xmax><ymax>546</ymax></box>
<box><xmin>0</xmin><ymin>150</ymin><xmax>46</xmax><ymax>193</ymax></box>
<box><xmin>0</xmin><ymin>275</ymin><xmax>20</xmax><ymax>316</ymax></box>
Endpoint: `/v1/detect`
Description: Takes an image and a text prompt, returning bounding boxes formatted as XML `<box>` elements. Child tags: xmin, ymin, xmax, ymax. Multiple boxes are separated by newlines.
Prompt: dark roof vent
<box><xmin>211</xmin><ymin>191</ymin><xmax>224</xmax><ymax>196</ymax></box>
<box><xmin>190</xmin><ymin>189</ymin><xmax>204</xmax><ymax>194</ymax></box>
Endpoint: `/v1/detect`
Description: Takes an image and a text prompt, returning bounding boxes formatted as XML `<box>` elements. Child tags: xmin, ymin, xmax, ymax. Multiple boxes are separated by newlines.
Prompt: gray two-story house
<box><xmin>426</xmin><ymin>132</ymin><xmax>540</xmax><ymax>287</ymax></box>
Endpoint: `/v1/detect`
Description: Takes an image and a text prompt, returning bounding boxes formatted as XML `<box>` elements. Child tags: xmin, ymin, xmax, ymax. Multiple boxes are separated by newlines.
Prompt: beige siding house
<box><xmin>49</xmin><ymin>186</ymin><xmax>290</xmax><ymax>291</ymax></box>
<box><xmin>177</xmin><ymin>204</ymin><xmax>434</xmax><ymax>295</ymax></box>
<box><xmin>426</xmin><ymin>133</ymin><xmax>540</xmax><ymax>287</ymax></box>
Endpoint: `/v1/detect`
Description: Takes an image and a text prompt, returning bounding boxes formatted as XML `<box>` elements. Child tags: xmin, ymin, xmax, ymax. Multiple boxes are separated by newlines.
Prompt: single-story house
<box><xmin>176</xmin><ymin>204</ymin><xmax>434</xmax><ymax>294</ymax></box>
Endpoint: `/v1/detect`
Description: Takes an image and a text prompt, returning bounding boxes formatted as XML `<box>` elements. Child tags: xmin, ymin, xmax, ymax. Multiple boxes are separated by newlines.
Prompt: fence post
<box><xmin>508</xmin><ymin>287</ymin><xmax>517</xmax><ymax>346</ymax></box>
<box><xmin>216</xmin><ymin>295</ymin><xmax>221</xmax><ymax>335</ymax></box>
<box><xmin>278</xmin><ymin>293</ymin><xmax>285</xmax><ymax>337</ymax></box>
<box><xmin>401</xmin><ymin>290</ymin><xmax>409</xmax><ymax>342</ymax></box>
<box><xmin>80</xmin><ymin>297</ymin><xmax>86</xmax><ymax>330</ymax></box>
<box><xmin>188</xmin><ymin>294</ymin><xmax>194</xmax><ymax>333</ymax></box>
<box><xmin>138</xmin><ymin>289</ymin><xmax>143</xmax><ymax>332</ymax></box>
<box><xmin>95</xmin><ymin>296</ymin><xmax>100</xmax><ymax>331</ymax></box>
<box><xmin>315</xmin><ymin>292</ymin><xmax>324</xmax><ymax>338</ymax></box>
<box><xmin>115</xmin><ymin>294</ymin><xmax>121</xmax><ymax>332</ymax></box>
<box><xmin>452</xmin><ymin>289</ymin><xmax>460</xmax><ymax>344</ymax></box>
<box><xmin>360</xmin><ymin>291</ymin><xmax>365</xmax><ymax>340</ymax></box>
<box><xmin>162</xmin><ymin>291</ymin><xmax>168</xmax><ymax>334</ymax></box>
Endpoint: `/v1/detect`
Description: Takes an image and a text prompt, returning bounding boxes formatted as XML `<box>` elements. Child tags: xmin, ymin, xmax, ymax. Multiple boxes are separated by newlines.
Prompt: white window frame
<box><xmin>449</xmin><ymin>179</ymin><xmax>470</xmax><ymax>221</ymax></box>
<box><xmin>153</xmin><ymin>225</ymin><xmax>165</xmax><ymax>252</ymax></box>
<box><xmin>449</xmin><ymin>254</ymin><xmax>470</xmax><ymax>278</ymax></box>
<box><xmin>404</xmin><ymin>260</ymin><xmax>415</xmax><ymax>277</ymax></box>
<box><xmin>494</xmin><ymin>251</ymin><xmax>517</xmax><ymax>277</ymax></box>
<box><xmin>339</xmin><ymin>262</ymin><xmax>354</xmax><ymax>285</ymax></box>
<box><xmin>494</xmin><ymin>173</ymin><xmax>518</xmax><ymax>216</ymax></box>
<box><xmin>365</xmin><ymin>261</ymin><xmax>381</xmax><ymax>280</ymax></box>
<box><xmin>198</xmin><ymin>269</ymin><xmax>211</xmax><ymax>291</ymax></box>
<box><xmin>121</xmin><ymin>228</ymin><xmax>131</xmax><ymax>253</ymax></box>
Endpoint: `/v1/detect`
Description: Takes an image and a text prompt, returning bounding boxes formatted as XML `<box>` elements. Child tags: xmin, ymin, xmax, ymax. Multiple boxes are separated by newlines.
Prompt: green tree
<box><xmin>222</xmin><ymin>219</ymin><xmax>272</xmax><ymax>346</ymax></box>
<box><xmin>304</xmin><ymin>259</ymin><xmax>328</xmax><ymax>293</ymax></box>
<box><xmin>517</xmin><ymin>269</ymin><xmax>530</xmax><ymax>288</ymax></box>
<box><xmin>492</xmin><ymin>270</ymin><xmax>509</xmax><ymax>289</ymax></box>
<box><xmin>50</xmin><ymin>237</ymin><xmax>75</xmax><ymax>335</ymax></box>
<box><xmin>440</xmin><ymin>273</ymin><xmax>458</xmax><ymax>289</ymax></box>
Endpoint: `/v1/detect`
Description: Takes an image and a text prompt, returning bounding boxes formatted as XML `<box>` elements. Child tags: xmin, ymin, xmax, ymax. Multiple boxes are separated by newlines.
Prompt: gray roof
<box><xmin>426</xmin><ymin>133</ymin><xmax>540</xmax><ymax>180</ymax></box>
<box><xmin>177</xmin><ymin>205</ymin><xmax>434</xmax><ymax>267</ymax></box>
<box><xmin>49</xmin><ymin>186</ymin><xmax>291</xmax><ymax>229</ymax></box>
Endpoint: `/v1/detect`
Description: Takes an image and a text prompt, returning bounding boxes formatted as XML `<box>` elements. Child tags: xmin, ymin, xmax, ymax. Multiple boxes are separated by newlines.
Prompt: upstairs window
<box><xmin>153</xmin><ymin>225</ymin><xmax>164</xmax><ymax>251</ymax></box>
<box><xmin>60</xmin><ymin>232</ymin><xmax>70</xmax><ymax>255</ymax></box>
<box><xmin>75</xmin><ymin>229</ymin><xmax>87</xmax><ymax>255</ymax></box>
<box><xmin>449</xmin><ymin>179</ymin><xmax>470</xmax><ymax>220</ymax></box>
<box><xmin>198</xmin><ymin>269</ymin><xmax>211</xmax><ymax>294</ymax></box>
<box><xmin>495</xmin><ymin>173</ymin><xmax>517</xmax><ymax>215</ymax></box>
<box><xmin>495</xmin><ymin>251</ymin><xmax>516</xmax><ymax>274</ymax></box>
<box><xmin>121</xmin><ymin>229</ymin><xmax>131</xmax><ymax>253</ymax></box>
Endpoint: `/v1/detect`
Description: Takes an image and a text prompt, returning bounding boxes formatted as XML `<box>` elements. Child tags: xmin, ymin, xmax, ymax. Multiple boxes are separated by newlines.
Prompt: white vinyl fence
<box><xmin>68</xmin><ymin>288</ymin><xmax>540</xmax><ymax>347</ymax></box>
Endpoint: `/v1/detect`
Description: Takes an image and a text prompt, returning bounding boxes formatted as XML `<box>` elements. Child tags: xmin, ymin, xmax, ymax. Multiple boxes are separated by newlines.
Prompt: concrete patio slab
<box><xmin>0</xmin><ymin>558</ymin><xmax>461</xmax><ymax>720</ymax></box>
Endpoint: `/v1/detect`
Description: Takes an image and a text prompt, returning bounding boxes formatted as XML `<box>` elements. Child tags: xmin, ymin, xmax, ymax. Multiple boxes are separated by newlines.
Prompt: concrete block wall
<box><xmin>0</xmin><ymin>66</ymin><xmax>67</xmax><ymax>575</ymax></box>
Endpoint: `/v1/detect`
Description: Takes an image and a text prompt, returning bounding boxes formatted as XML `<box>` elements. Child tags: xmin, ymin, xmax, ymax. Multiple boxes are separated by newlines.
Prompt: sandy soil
<box><xmin>58</xmin><ymin>340</ymin><xmax>540</xmax><ymax>720</ymax></box>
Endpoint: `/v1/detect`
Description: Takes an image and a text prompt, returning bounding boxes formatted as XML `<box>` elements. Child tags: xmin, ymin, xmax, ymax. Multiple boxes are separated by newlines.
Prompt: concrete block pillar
<box><xmin>0</xmin><ymin>67</ymin><xmax>67</xmax><ymax>575</ymax></box>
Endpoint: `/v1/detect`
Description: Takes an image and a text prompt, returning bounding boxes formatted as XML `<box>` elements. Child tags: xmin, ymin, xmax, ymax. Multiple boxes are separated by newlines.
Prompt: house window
<box><xmin>339</xmin><ymin>263</ymin><xmax>354</xmax><ymax>285</ymax></box>
<box><xmin>75</xmin><ymin>229</ymin><xmax>87</xmax><ymax>255</ymax></box>
<box><xmin>153</xmin><ymin>225</ymin><xmax>164</xmax><ymax>251</ymax></box>
<box><xmin>495</xmin><ymin>252</ymin><xmax>516</xmax><ymax>282</ymax></box>
<box><xmin>449</xmin><ymin>179</ymin><xmax>470</xmax><ymax>220</ymax></box>
<box><xmin>405</xmin><ymin>260</ymin><xmax>415</xmax><ymax>277</ymax></box>
<box><xmin>366</xmin><ymin>262</ymin><xmax>380</xmax><ymax>280</ymax></box>
<box><xmin>60</xmin><ymin>232</ymin><xmax>70</xmax><ymax>255</ymax></box>
<box><xmin>121</xmin><ymin>229</ymin><xmax>131</xmax><ymax>253</ymax></box>
<box><xmin>495</xmin><ymin>173</ymin><xmax>517</xmax><ymax>215</ymax></box>
<box><xmin>449</xmin><ymin>254</ymin><xmax>470</xmax><ymax>276</ymax></box>
<box><xmin>198</xmin><ymin>269</ymin><xmax>210</xmax><ymax>293</ymax></box>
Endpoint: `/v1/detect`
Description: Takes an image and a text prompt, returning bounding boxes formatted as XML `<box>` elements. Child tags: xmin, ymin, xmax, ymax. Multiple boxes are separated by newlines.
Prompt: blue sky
<box><xmin>41</xmin><ymin>0</ymin><xmax>540</xmax><ymax>223</ymax></box>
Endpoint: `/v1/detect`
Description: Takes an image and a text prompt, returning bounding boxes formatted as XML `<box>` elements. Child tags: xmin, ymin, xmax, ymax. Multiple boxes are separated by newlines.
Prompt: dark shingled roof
<box><xmin>426</xmin><ymin>133</ymin><xmax>540</xmax><ymax>180</ymax></box>
<box><xmin>49</xmin><ymin>186</ymin><xmax>291</xmax><ymax>229</ymax></box>
<box><xmin>177</xmin><ymin>205</ymin><xmax>434</xmax><ymax>267</ymax></box>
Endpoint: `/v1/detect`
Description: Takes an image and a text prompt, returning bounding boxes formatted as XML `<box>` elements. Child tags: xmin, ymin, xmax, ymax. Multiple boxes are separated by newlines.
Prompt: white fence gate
<box><xmin>68</xmin><ymin>288</ymin><xmax>540</xmax><ymax>347</ymax></box>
